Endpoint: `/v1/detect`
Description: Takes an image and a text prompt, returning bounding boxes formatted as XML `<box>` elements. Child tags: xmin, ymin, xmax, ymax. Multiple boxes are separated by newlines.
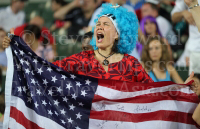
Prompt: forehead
<box><xmin>149</xmin><ymin>40</ymin><xmax>161</xmax><ymax>47</ymax></box>
<box><xmin>142</xmin><ymin>3</ymin><xmax>151</xmax><ymax>10</ymax></box>
<box><xmin>97</xmin><ymin>16</ymin><xmax>112</xmax><ymax>23</ymax></box>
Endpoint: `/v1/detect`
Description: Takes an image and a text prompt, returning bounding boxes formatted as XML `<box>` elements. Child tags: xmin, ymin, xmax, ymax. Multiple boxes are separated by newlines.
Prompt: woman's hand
<box><xmin>2</xmin><ymin>28</ymin><xmax>14</xmax><ymax>49</ymax></box>
<box><xmin>185</xmin><ymin>71</ymin><xmax>199</xmax><ymax>94</ymax></box>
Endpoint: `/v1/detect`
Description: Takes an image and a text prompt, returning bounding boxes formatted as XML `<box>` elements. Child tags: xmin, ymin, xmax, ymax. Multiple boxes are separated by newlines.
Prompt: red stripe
<box><xmin>93</xmin><ymin>91</ymin><xmax>199</xmax><ymax>103</ymax></box>
<box><xmin>90</xmin><ymin>110</ymin><xmax>196</xmax><ymax>125</ymax></box>
<box><xmin>98</xmin><ymin>80</ymin><xmax>194</xmax><ymax>92</ymax></box>
<box><xmin>10</xmin><ymin>106</ymin><xmax>44</xmax><ymax>129</ymax></box>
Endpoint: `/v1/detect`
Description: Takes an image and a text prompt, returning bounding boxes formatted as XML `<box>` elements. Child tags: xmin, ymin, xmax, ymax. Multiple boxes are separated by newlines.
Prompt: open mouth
<box><xmin>97</xmin><ymin>33</ymin><xmax>104</xmax><ymax>43</ymax></box>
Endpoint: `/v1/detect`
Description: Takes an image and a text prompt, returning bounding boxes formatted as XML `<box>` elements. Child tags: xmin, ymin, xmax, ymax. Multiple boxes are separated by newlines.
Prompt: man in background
<box><xmin>0</xmin><ymin>0</ymin><xmax>27</xmax><ymax>32</ymax></box>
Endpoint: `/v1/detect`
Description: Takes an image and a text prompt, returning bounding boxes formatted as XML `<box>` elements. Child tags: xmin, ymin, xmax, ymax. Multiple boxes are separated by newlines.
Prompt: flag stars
<box><xmin>19</xmin><ymin>50</ymin><xmax>25</xmax><ymax>56</ymax></box>
<box><xmin>70</xmin><ymin>74</ymin><xmax>76</xmax><ymax>79</ymax></box>
<box><xmin>71</xmin><ymin>93</ymin><xmax>77</xmax><ymax>100</ymax></box>
<box><xmin>76</xmin><ymin>112</ymin><xmax>82</xmax><ymax>119</ymax></box>
<box><xmin>76</xmin><ymin>82</ymin><xmax>82</xmax><ymax>87</ymax></box>
<box><xmin>23</xmin><ymin>86</ymin><xmax>27</xmax><ymax>93</ymax></box>
<box><xmin>31</xmin><ymin>70</ymin><xmax>34</xmax><ymax>75</ymax></box>
<box><xmin>69</xmin><ymin>104</ymin><xmax>75</xmax><ymax>111</ymax></box>
<box><xmin>56</xmin><ymin>87</ymin><xmax>63</xmax><ymax>93</ymax></box>
<box><xmin>48</xmin><ymin>89</ymin><xmax>53</xmax><ymax>96</ymax></box>
<box><xmin>66</xmin><ymin>83</ymin><xmax>72</xmax><ymax>90</ymax></box>
<box><xmin>61</xmin><ymin>120</ymin><xmax>66</xmax><ymax>125</ymax></box>
<box><xmin>17</xmin><ymin>87</ymin><xmax>22</xmax><ymax>92</ymax></box>
<box><xmin>25</xmin><ymin>68</ymin><xmax>30</xmax><ymax>75</ymax></box>
<box><xmin>78</xmin><ymin>102</ymin><xmax>84</xmax><ymax>107</ymax></box>
<box><xmin>55</xmin><ymin>111</ymin><xmax>58</xmax><ymax>116</ymax></box>
<box><xmin>14</xmin><ymin>50</ymin><xmax>18</xmax><ymax>54</ymax></box>
<box><xmin>81</xmin><ymin>90</ymin><xmax>87</xmax><ymax>97</ymax></box>
<box><xmin>27</xmin><ymin>97</ymin><xmax>32</xmax><ymax>103</ymax></box>
<box><xmin>53</xmin><ymin>100</ymin><xmax>60</xmax><ymax>106</ymax></box>
<box><xmin>48</xmin><ymin>110</ymin><xmax>53</xmax><ymax>116</ymax></box>
<box><xmin>34</xmin><ymin>101</ymin><xmax>39</xmax><ymax>108</ymax></box>
<box><xmin>63</xmin><ymin>96</ymin><xmax>68</xmax><ymax>102</ymax></box>
<box><xmin>85</xmin><ymin>79</ymin><xmax>91</xmax><ymax>85</ymax></box>
<box><xmin>51</xmin><ymin>76</ymin><xmax>57</xmax><ymax>83</ymax></box>
<box><xmin>42</xmin><ymin>100</ymin><xmax>47</xmax><ymax>106</ymax></box>
<box><xmin>36</xmin><ymin>89</ymin><xmax>42</xmax><ymax>95</ymax></box>
<box><xmin>75</xmin><ymin>126</ymin><xmax>81</xmax><ymax>129</ymax></box>
<box><xmin>37</xmin><ymin>68</ymin><xmax>43</xmax><ymax>75</ymax></box>
<box><xmin>43</xmin><ymin>79</ymin><xmax>48</xmax><ymax>86</ymax></box>
<box><xmin>33</xmin><ymin>59</ymin><xmax>38</xmax><ymax>64</ymax></box>
<box><xmin>61</xmin><ymin>75</ymin><xmax>67</xmax><ymax>80</ymax></box>
<box><xmin>67</xmin><ymin>118</ymin><xmax>73</xmax><ymax>124</ymax></box>
<box><xmin>25</xmin><ymin>60</ymin><xmax>30</xmax><ymax>66</ymax></box>
<box><xmin>31</xmin><ymin>79</ymin><xmax>36</xmax><ymax>85</ymax></box>
<box><xmin>47</xmin><ymin>67</ymin><xmax>52</xmax><ymax>72</ymax></box>
<box><xmin>60</xmin><ymin>109</ymin><xmax>66</xmax><ymax>115</ymax></box>
<box><xmin>20</xmin><ymin>59</ymin><xmax>24</xmax><ymax>65</ymax></box>
<box><xmin>14</xmin><ymin>41</ymin><xmax>18</xmax><ymax>46</ymax></box>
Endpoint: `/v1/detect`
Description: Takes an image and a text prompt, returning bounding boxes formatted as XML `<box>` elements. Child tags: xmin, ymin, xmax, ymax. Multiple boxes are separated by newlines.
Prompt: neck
<box><xmin>84</xmin><ymin>9</ymin><xmax>94</xmax><ymax>19</ymax></box>
<box><xmin>98</xmin><ymin>48</ymin><xmax>113</xmax><ymax>57</ymax></box>
<box><xmin>152</xmin><ymin>61</ymin><xmax>160</xmax><ymax>69</ymax></box>
<box><xmin>11</xmin><ymin>5</ymin><xmax>18</xmax><ymax>14</ymax></box>
<box><xmin>30</xmin><ymin>40</ymin><xmax>40</xmax><ymax>51</ymax></box>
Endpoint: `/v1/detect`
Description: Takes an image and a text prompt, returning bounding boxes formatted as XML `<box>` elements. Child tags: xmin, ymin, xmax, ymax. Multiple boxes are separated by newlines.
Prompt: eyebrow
<box><xmin>96</xmin><ymin>21</ymin><xmax>110</xmax><ymax>24</ymax></box>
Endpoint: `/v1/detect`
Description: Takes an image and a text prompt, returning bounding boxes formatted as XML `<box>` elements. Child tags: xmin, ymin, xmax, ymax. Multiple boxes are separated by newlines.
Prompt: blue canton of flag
<box><xmin>4</xmin><ymin>35</ymin><xmax>98</xmax><ymax>129</ymax></box>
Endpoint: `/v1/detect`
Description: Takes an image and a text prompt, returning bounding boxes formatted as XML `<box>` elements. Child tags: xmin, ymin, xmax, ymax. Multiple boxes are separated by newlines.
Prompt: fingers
<box><xmin>2</xmin><ymin>36</ymin><xmax>11</xmax><ymax>49</ymax></box>
<box><xmin>10</xmin><ymin>28</ymin><xmax>15</xmax><ymax>35</ymax></box>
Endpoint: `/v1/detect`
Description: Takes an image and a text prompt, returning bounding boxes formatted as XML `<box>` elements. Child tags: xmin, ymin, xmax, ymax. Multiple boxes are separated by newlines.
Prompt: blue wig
<box><xmin>90</xmin><ymin>3</ymin><xmax>139</xmax><ymax>54</ymax></box>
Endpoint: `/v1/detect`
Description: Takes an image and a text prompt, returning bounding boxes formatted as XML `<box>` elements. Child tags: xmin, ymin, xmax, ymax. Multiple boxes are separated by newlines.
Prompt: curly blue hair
<box><xmin>90</xmin><ymin>3</ymin><xmax>139</xmax><ymax>54</ymax></box>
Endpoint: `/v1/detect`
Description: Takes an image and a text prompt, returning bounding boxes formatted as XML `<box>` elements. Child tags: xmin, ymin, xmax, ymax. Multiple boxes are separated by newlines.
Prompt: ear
<box><xmin>114</xmin><ymin>31</ymin><xmax>119</xmax><ymax>40</ymax></box>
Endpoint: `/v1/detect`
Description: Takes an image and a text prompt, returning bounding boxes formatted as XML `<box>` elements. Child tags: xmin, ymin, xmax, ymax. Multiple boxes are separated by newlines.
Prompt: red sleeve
<box><xmin>14</xmin><ymin>24</ymin><xmax>27</xmax><ymax>37</ymax></box>
<box><xmin>52</xmin><ymin>54</ymin><xmax>80</xmax><ymax>73</ymax></box>
<box><xmin>41</xmin><ymin>27</ymin><xmax>55</xmax><ymax>45</ymax></box>
<box><xmin>131</xmin><ymin>58</ymin><xmax>154</xmax><ymax>83</ymax></box>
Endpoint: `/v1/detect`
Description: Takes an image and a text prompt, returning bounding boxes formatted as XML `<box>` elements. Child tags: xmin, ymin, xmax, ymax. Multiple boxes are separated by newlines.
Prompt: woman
<box><xmin>141</xmin><ymin>37</ymin><xmax>184</xmax><ymax>83</ymax></box>
<box><xmin>138</xmin><ymin>16</ymin><xmax>173</xmax><ymax>61</ymax></box>
<box><xmin>3</xmin><ymin>4</ymin><xmax>194</xmax><ymax>83</ymax></box>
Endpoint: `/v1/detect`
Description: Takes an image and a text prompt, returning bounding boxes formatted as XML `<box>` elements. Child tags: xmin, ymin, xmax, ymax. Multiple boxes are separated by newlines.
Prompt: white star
<box><xmin>67</xmin><ymin>118</ymin><xmax>73</xmax><ymax>124</ymax></box>
<box><xmin>51</xmin><ymin>76</ymin><xmax>57</xmax><ymax>83</ymax></box>
<box><xmin>31</xmin><ymin>70</ymin><xmax>34</xmax><ymax>75</ymax></box>
<box><xmin>57</xmin><ymin>68</ymin><xmax>62</xmax><ymax>72</ymax></box>
<box><xmin>28</xmin><ymin>52</ymin><xmax>32</xmax><ymax>55</ymax></box>
<box><xmin>36</xmin><ymin>89</ymin><xmax>42</xmax><ymax>95</ymax></box>
<box><xmin>69</xmin><ymin>104</ymin><xmax>75</xmax><ymax>111</ymax></box>
<box><xmin>23</xmin><ymin>86</ymin><xmax>27</xmax><ymax>93</ymax></box>
<box><xmin>53</xmin><ymin>100</ymin><xmax>60</xmax><ymax>106</ymax></box>
<box><xmin>48</xmin><ymin>110</ymin><xmax>53</xmax><ymax>115</ymax></box>
<box><xmin>81</xmin><ymin>90</ymin><xmax>87</xmax><ymax>97</ymax></box>
<box><xmin>60</xmin><ymin>109</ymin><xmax>66</xmax><ymax>115</ymax></box>
<box><xmin>37</xmin><ymin>68</ymin><xmax>43</xmax><ymax>75</ymax></box>
<box><xmin>61</xmin><ymin>120</ymin><xmax>66</xmax><ymax>125</ymax></box>
<box><xmin>55</xmin><ymin>111</ymin><xmax>58</xmax><ymax>116</ymax></box>
<box><xmin>76</xmin><ymin>112</ymin><xmax>82</xmax><ymax>119</ymax></box>
<box><xmin>78</xmin><ymin>102</ymin><xmax>84</xmax><ymax>107</ymax></box>
<box><xmin>20</xmin><ymin>59</ymin><xmax>24</xmax><ymax>65</ymax></box>
<box><xmin>31</xmin><ymin>79</ymin><xmax>36</xmax><ymax>85</ymax></box>
<box><xmin>47</xmin><ymin>67</ymin><xmax>52</xmax><ymax>72</ymax></box>
<box><xmin>27</xmin><ymin>97</ymin><xmax>32</xmax><ymax>103</ymax></box>
<box><xmin>19</xmin><ymin>50</ymin><xmax>25</xmax><ymax>56</ymax></box>
<box><xmin>63</xmin><ymin>96</ymin><xmax>68</xmax><ymax>102</ymax></box>
<box><xmin>16</xmin><ymin>64</ymin><xmax>21</xmax><ymax>69</ymax></box>
<box><xmin>75</xmin><ymin>126</ymin><xmax>81</xmax><ymax>129</ymax></box>
<box><xmin>66</xmin><ymin>83</ymin><xmax>72</xmax><ymax>90</ymax></box>
<box><xmin>71</xmin><ymin>93</ymin><xmax>77</xmax><ymax>100</ymax></box>
<box><xmin>85</xmin><ymin>79</ymin><xmax>91</xmax><ymax>85</ymax></box>
<box><xmin>25</xmin><ymin>60</ymin><xmax>30</xmax><ymax>66</ymax></box>
<box><xmin>49</xmin><ymin>102</ymin><xmax>52</xmax><ymax>105</ymax></box>
<box><xmin>48</xmin><ymin>89</ymin><xmax>53</xmax><ymax>96</ymax></box>
<box><xmin>61</xmin><ymin>75</ymin><xmax>67</xmax><ymax>80</ymax></box>
<box><xmin>17</xmin><ymin>87</ymin><xmax>22</xmax><ymax>92</ymax></box>
<box><xmin>34</xmin><ymin>101</ymin><xmax>39</xmax><ymax>108</ymax></box>
<box><xmin>76</xmin><ymin>82</ymin><xmax>82</xmax><ymax>87</ymax></box>
<box><xmin>14</xmin><ymin>50</ymin><xmax>18</xmax><ymax>54</ymax></box>
<box><xmin>70</xmin><ymin>74</ymin><xmax>76</xmax><ymax>79</ymax></box>
<box><xmin>25</xmin><ymin>68</ymin><xmax>30</xmax><ymax>75</ymax></box>
<box><xmin>43</xmin><ymin>79</ymin><xmax>48</xmax><ymax>86</ymax></box>
<box><xmin>56</xmin><ymin>87</ymin><xmax>63</xmax><ymax>93</ymax></box>
<box><xmin>42</xmin><ymin>100</ymin><xmax>47</xmax><ymax>106</ymax></box>
<box><xmin>14</xmin><ymin>41</ymin><xmax>18</xmax><ymax>46</ymax></box>
<box><xmin>31</xmin><ymin>92</ymin><xmax>34</xmax><ymax>97</ymax></box>
<box><xmin>33</xmin><ymin>59</ymin><xmax>38</xmax><ymax>64</ymax></box>
<box><xmin>42</xmin><ymin>61</ymin><xmax>46</xmax><ymax>64</ymax></box>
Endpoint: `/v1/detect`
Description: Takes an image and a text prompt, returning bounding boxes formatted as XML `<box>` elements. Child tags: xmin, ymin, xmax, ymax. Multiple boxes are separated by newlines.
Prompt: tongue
<box><xmin>98</xmin><ymin>37</ymin><xmax>103</xmax><ymax>43</ymax></box>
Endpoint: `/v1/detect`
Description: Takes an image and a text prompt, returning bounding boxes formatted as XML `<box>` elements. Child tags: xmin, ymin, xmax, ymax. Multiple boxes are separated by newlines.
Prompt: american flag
<box><xmin>3</xmin><ymin>35</ymin><xmax>200</xmax><ymax>129</ymax></box>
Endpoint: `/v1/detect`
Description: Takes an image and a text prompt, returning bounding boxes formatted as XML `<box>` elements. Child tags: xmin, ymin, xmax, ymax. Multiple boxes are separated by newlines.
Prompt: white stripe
<box><xmin>96</xmin><ymin>84</ymin><xmax>194</xmax><ymax>100</ymax></box>
<box><xmin>3</xmin><ymin>46</ymin><xmax>14</xmax><ymax>129</ymax></box>
<box><xmin>89</xmin><ymin>119</ymin><xmax>197</xmax><ymax>129</ymax></box>
<box><xmin>10</xmin><ymin>96</ymin><xmax>65</xmax><ymax>129</ymax></box>
<box><xmin>92</xmin><ymin>100</ymin><xmax>197</xmax><ymax>114</ymax></box>
<box><xmin>9</xmin><ymin>117</ymin><xmax>26</xmax><ymax>129</ymax></box>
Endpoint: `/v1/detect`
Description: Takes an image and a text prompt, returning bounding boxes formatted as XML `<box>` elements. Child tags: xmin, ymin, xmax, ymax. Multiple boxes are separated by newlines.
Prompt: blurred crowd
<box><xmin>0</xmin><ymin>0</ymin><xmax>200</xmax><ymax>127</ymax></box>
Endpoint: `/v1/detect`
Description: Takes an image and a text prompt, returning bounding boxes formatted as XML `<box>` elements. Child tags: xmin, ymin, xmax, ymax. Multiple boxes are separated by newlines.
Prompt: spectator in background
<box><xmin>54</xmin><ymin>0</ymin><xmax>96</xmax><ymax>42</ymax></box>
<box><xmin>0</xmin><ymin>28</ymin><xmax>7</xmax><ymax>67</ymax></box>
<box><xmin>0</xmin><ymin>93</ymin><xmax>5</xmax><ymax>129</ymax></box>
<box><xmin>139</xmin><ymin>16</ymin><xmax>173</xmax><ymax>61</ymax></box>
<box><xmin>171</xmin><ymin>0</ymin><xmax>200</xmax><ymax>67</ymax></box>
<box><xmin>14</xmin><ymin>16</ymin><xmax>57</xmax><ymax>56</ymax></box>
<box><xmin>0</xmin><ymin>0</ymin><xmax>27</xmax><ymax>32</ymax></box>
<box><xmin>141</xmin><ymin>37</ymin><xmax>184</xmax><ymax>83</ymax></box>
<box><xmin>141</xmin><ymin>2</ymin><xmax>177</xmax><ymax>45</ymax></box>
<box><xmin>23</xmin><ymin>25</ymin><xmax>55</xmax><ymax>62</ymax></box>
<box><xmin>82</xmin><ymin>31</ymin><xmax>93</xmax><ymax>51</ymax></box>
<box><xmin>50</xmin><ymin>0</ymin><xmax>71</xmax><ymax>32</ymax></box>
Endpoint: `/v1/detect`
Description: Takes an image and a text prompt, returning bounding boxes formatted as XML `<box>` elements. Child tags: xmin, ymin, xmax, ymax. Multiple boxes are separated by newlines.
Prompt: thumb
<box><xmin>10</xmin><ymin>28</ymin><xmax>15</xmax><ymax>35</ymax></box>
<box><xmin>189</xmin><ymin>71</ymin><xmax>194</xmax><ymax>79</ymax></box>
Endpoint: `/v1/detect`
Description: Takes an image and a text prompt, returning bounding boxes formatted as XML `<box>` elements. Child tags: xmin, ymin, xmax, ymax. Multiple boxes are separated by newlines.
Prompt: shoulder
<box><xmin>166</xmin><ymin>64</ymin><xmax>176</xmax><ymax>75</ymax></box>
<box><xmin>124</xmin><ymin>54</ymin><xmax>142</xmax><ymax>66</ymax></box>
<box><xmin>68</xmin><ymin>50</ymin><xmax>94</xmax><ymax>60</ymax></box>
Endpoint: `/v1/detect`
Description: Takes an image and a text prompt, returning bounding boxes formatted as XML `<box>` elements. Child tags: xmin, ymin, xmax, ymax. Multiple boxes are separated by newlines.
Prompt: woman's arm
<box><xmin>167</xmin><ymin>65</ymin><xmax>184</xmax><ymax>84</ymax></box>
<box><xmin>193</xmin><ymin>103</ymin><xmax>200</xmax><ymax>125</ymax></box>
